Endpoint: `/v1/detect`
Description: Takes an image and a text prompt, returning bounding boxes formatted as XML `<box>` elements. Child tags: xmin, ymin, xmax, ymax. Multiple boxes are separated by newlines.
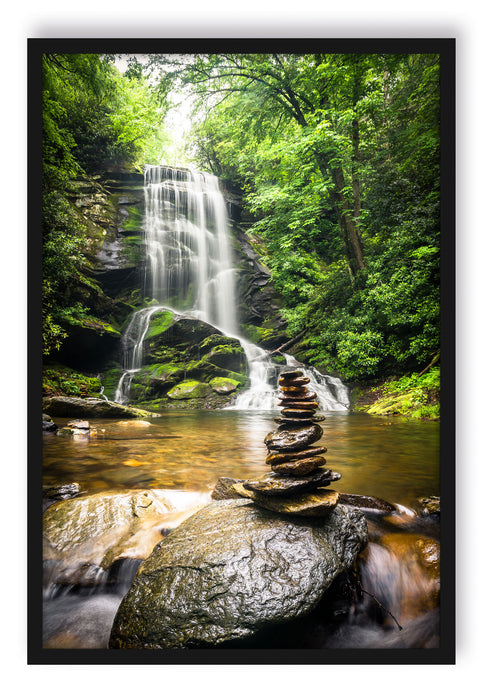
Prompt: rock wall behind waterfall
<box><xmin>46</xmin><ymin>166</ymin><xmax>289</xmax><ymax>406</ymax></box>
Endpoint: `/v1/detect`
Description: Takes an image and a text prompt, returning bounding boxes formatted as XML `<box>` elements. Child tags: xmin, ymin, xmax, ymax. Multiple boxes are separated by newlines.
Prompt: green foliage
<box><xmin>156</xmin><ymin>52</ymin><xmax>441</xmax><ymax>381</ymax></box>
<box><xmin>41</xmin><ymin>53</ymin><xmax>168</xmax><ymax>357</ymax></box>
<box><xmin>43</xmin><ymin>365</ymin><xmax>102</xmax><ymax>397</ymax></box>
<box><xmin>365</xmin><ymin>366</ymin><xmax>440</xmax><ymax>419</ymax></box>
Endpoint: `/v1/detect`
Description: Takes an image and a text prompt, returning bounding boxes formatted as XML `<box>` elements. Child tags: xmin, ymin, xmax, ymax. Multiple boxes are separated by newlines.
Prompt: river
<box><xmin>42</xmin><ymin>409</ymin><xmax>440</xmax><ymax>650</ymax></box>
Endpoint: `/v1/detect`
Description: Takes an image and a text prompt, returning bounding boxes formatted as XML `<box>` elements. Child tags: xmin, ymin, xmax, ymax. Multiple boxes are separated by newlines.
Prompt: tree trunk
<box><xmin>331</xmin><ymin>164</ymin><xmax>365</xmax><ymax>276</ymax></box>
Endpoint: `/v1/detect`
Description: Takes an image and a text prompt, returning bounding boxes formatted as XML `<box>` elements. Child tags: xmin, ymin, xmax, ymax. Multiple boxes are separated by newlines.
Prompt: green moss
<box><xmin>122</xmin><ymin>205</ymin><xmax>143</xmax><ymax>232</ymax></box>
<box><xmin>208</xmin><ymin>377</ymin><xmax>240</xmax><ymax>394</ymax></box>
<box><xmin>43</xmin><ymin>365</ymin><xmax>102</xmax><ymax>398</ymax></box>
<box><xmin>70</xmin><ymin>315</ymin><xmax>120</xmax><ymax>337</ymax></box>
<box><xmin>225</xmin><ymin>371</ymin><xmax>249</xmax><ymax>388</ymax></box>
<box><xmin>355</xmin><ymin>367</ymin><xmax>440</xmax><ymax>420</ymax></box>
<box><xmin>145</xmin><ymin>310</ymin><xmax>175</xmax><ymax>339</ymax></box>
<box><xmin>167</xmin><ymin>380</ymin><xmax>211</xmax><ymax>400</ymax></box>
<box><xmin>199</xmin><ymin>334</ymin><xmax>239</xmax><ymax>352</ymax></box>
<box><xmin>240</xmin><ymin>323</ymin><xmax>264</xmax><ymax>344</ymax></box>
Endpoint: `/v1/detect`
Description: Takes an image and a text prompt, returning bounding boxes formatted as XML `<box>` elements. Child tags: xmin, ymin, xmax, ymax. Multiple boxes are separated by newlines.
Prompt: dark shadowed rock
<box><xmin>274</xmin><ymin>415</ymin><xmax>325</xmax><ymax>425</ymax></box>
<box><xmin>338</xmin><ymin>492</ymin><xmax>396</xmax><ymax>512</ymax></box>
<box><xmin>412</xmin><ymin>496</ymin><xmax>440</xmax><ymax>519</ymax></box>
<box><xmin>43</xmin><ymin>482</ymin><xmax>81</xmax><ymax>502</ymax></box>
<box><xmin>109</xmin><ymin>498</ymin><xmax>367</xmax><ymax>649</ymax></box>
<box><xmin>278</xmin><ymin>401</ymin><xmax>319</xmax><ymax>410</ymax></box>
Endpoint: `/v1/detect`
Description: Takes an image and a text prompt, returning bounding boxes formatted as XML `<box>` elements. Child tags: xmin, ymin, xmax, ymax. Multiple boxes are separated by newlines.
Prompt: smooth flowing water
<box><xmin>43</xmin><ymin>412</ymin><xmax>438</xmax><ymax>506</ymax></box>
<box><xmin>114</xmin><ymin>166</ymin><xmax>349</xmax><ymax>411</ymax></box>
<box><xmin>42</xmin><ymin>411</ymin><xmax>440</xmax><ymax>649</ymax></box>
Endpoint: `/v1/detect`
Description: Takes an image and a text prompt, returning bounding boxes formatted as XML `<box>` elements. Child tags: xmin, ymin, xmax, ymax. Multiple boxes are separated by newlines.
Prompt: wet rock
<box><xmin>43</xmin><ymin>482</ymin><xmax>81</xmax><ymax>502</ymax></box>
<box><xmin>42</xmin><ymin>396</ymin><xmax>156</xmax><ymax>419</ymax></box>
<box><xmin>279</xmin><ymin>369</ymin><xmax>304</xmax><ymax>380</ymax></box>
<box><xmin>278</xmin><ymin>390</ymin><xmax>317</xmax><ymax>401</ymax></box>
<box><xmin>264</xmin><ymin>423</ymin><xmax>323</xmax><ymax>452</ymax></box>
<box><xmin>43</xmin><ymin>489</ymin><xmax>183</xmax><ymax>584</ymax></box>
<box><xmin>338</xmin><ymin>492</ymin><xmax>396</xmax><ymax>512</ymax></box>
<box><xmin>234</xmin><ymin>487</ymin><xmax>340</xmax><ymax>516</ymax></box>
<box><xmin>242</xmin><ymin>468</ymin><xmax>341</xmax><ymax>496</ymax></box>
<box><xmin>210</xmin><ymin>477</ymin><xmax>245</xmax><ymax>500</ymax></box>
<box><xmin>42</xmin><ymin>421</ymin><xmax>58</xmax><ymax>432</ymax></box>
<box><xmin>279</xmin><ymin>376</ymin><xmax>310</xmax><ymax>387</ymax></box>
<box><xmin>278</xmin><ymin>401</ymin><xmax>319</xmax><ymax>410</ymax></box>
<box><xmin>274</xmin><ymin>415</ymin><xmax>325</xmax><ymax>425</ymax></box>
<box><xmin>266</xmin><ymin>446</ymin><xmax>327</xmax><ymax>466</ymax></box>
<box><xmin>109</xmin><ymin>499</ymin><xmax>367</xmax><ymax>649</ymax></box>
<box><xmin>270</xmin><ymin>455</ymin><xmax>327</xmax><ymax>476</ymax></box>
<box><xmin>57</xmin><ymin>426</ymin><xmax>92</xmax><ymax>436</ymax></box>
<box><xmin>67</xmin><ymin>420</ymin><xmax>91</xmax><ymax>430</ymax></box>
<box><xmin>413</xmin><ymin>496</ymin><xmax>440</xmax><ymax>520</ymax></box>
<box><xmin>279</xmin><ymin>384</ymin><xmax>312</xmax><ymax>395</ymax></box>
<box><xmin>281</xmin><ymin>408</ymin><xmax>316</xmax><ymax>418</ymax></box>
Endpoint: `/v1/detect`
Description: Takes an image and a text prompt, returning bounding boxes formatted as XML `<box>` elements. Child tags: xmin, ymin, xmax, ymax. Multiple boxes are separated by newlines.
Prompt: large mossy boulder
<box><xmin>166</xmin><ymin>380</ymin><xmax>211</xmax><ymax>400</ymax></box>
<box><xmin>109</xmin><ymin>498</ymin><xmax>367</xmax><ymax>649</ymax></box>
<box><xmin>125</xmin><ymin>314</ymin><xmax>249</xmax><ymax>408</ymax></box>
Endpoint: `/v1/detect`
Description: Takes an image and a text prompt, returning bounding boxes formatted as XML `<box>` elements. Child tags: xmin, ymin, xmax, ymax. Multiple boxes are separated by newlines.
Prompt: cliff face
<box><xmin>46</xmin><ymin>167</ymin><xmax>288</xmax><ymax>407</ymax></box>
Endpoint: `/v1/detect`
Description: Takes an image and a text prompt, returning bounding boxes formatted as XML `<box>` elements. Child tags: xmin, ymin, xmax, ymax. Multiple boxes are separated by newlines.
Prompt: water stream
<box><xmin>42</xmin><ymin>412</ymin><xmax>440</xmax><ymax>650</ymax></box>
<box><xmin>41</xmin><ymin>166</ymin><xmax>440</xmax><ymax>651</ymax></box>
<box><xmin>114</xmin><ymin>165</ymin><xmax>348</xmax><ymax>410</ymax></box>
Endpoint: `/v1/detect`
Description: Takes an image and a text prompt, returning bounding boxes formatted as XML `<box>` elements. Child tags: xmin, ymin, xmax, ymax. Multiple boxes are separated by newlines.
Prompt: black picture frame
<box><xmin>28</xmin><ymin>37</ymin><xmax>455</xmax><ymax>665</ymax></box>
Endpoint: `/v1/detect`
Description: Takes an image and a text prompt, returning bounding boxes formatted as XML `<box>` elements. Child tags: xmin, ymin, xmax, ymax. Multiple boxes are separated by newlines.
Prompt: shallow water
<box><xmin>42</xmin><ymin>410</ymin><xmax>439</xmax><ymax>509</ymax></box>
<box><xmin>41</xmin><ymin>409</ymin><xmax>441</xmax><ymax>650</ymax></box>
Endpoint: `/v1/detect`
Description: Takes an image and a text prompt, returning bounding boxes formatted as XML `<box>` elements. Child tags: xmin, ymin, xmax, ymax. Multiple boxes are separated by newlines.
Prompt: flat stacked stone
<box><xmin>235</xmin><ymin>369</ymin><xmax>341</xmax><ymax>516</ymax></box>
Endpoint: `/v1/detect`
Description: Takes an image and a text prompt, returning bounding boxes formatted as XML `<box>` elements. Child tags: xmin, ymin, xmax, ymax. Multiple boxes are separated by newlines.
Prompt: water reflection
<box><xmin>43</xmin><ymin>411</ymin><xmax>439</xmax><ymax>508</ymax></box>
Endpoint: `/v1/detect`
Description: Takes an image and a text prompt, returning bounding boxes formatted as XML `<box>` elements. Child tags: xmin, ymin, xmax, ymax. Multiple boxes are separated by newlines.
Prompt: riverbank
<box><xmin>350</xmin><ymin>366</ymin><xmax>440</xmax><ymax>420</ymax></box>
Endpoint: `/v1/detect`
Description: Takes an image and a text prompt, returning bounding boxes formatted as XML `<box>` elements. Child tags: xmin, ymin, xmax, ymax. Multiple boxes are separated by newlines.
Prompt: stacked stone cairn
<box><xmin>234</xmin><ymin>369</ymin><xmax>342</xmax><ymax>516</ymax></box>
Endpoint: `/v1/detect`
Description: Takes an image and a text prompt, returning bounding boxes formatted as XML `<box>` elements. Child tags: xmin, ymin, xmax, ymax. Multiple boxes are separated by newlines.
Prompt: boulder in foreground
<box><xmin>109</xmin><ymin>498</ymin><xmax>367</xmax><ymax>649</ymax></box>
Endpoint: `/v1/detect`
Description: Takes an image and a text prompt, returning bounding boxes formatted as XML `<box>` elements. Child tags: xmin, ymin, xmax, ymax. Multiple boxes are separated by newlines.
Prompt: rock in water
<box><xmin>270</xmin><ymin>455</ymin><xmax>328</xmax><ymax>475</ymax></box>
<box><xmin>242</xmin><ymin>468</ymin><xmax>341</xmax><ymax>496</ymax></box>
<box><xmin>264</xmin><ymin>423</ymin><xmax>323</xmax><ymax>451</ymax></box>
<box><xmin>109</xmin><ymin>499</ymin><xmax>367</xmax><ymax>649</ymax></box>
<box><xmin>238</xmin><ymin>488</ymin><xmax>341</xmax><ymax>516</ymax></box>
<box><xmin>266</xmin><ymin>446</ymin><xmax>327</xmax><ymax>465</ymax></box>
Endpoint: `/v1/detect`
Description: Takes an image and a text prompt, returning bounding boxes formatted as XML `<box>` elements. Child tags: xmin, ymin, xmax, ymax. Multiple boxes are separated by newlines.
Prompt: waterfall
<box><xmin>115</xmin><ymin>165</ymin><xmax>237</xmax><ymax>403</ymax></box>
<box><xmin>142</xmin><ymin>165</ymin><xmax>237</xmax><ymax>335</ymax></box>
<box><xmin>226</xmin><ymin>346</ymin><xmax>349</xmax><ymax>411</ymax></box>
<box><xmin>115</xmin><ymin>305</ymin><xmax>169</xmax><ymax>403</ymax></box>
<box><xmin>115</xmin><ymin>165</ymin><xmax>349</xmax><ymax>411</ymax></box>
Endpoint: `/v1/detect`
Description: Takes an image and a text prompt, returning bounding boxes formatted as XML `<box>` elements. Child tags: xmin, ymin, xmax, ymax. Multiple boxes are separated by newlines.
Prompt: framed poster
<box><xmin>28</xmin><ymin>37</ymin><xmax>455</xmax><ymax>664</ymax></box>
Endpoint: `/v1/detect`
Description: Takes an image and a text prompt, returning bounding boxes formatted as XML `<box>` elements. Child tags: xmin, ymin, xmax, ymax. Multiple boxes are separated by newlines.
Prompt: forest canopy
<box><xmin>41</xmin><ymin>51</ymin><xmax>441</xmax><ymax>384</ymax></box>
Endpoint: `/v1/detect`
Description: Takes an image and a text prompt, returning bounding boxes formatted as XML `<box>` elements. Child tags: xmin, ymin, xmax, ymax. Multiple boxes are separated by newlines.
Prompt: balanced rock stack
<box><xmin>234</xmin><ymin>369</ymin><xmax>342</xmax><ymax>516</ymax></box>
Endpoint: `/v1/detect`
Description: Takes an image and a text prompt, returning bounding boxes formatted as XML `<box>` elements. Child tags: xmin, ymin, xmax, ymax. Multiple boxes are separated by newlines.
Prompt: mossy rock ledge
<box><xmin>124</xmin><ymin>316</ymin><xmax>249</xmax><ymax>409</ymax></box>
<box><xmin>109</xmin><ymin>498</ymin><xmax>367</xmax><ymax>649</ymax></box>
<box><xmin>42</xmin><ymin>396</ymin><xmax>156</xmax><ymax>419</ymax></box>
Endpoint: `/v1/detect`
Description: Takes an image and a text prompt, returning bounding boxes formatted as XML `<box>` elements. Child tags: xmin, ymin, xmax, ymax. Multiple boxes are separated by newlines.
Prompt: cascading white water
<box><xmin>115</xmin><ymin>305</ymin><xmax>169</xmax><ymax>403</ymax></box>
<box><xmin>115</xmin><ymin>165</ymin><xmax>349</xmax><ymax>411</ymax></box>
<box><xmin>115</xmin><ymin>166</ymin><xmax>238</xmax><ymax>402</ymax></box>
<box><xmin>143</xmin><ymin>165</ymin><xmax>237</xmax><ymax>334</ymax></box>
